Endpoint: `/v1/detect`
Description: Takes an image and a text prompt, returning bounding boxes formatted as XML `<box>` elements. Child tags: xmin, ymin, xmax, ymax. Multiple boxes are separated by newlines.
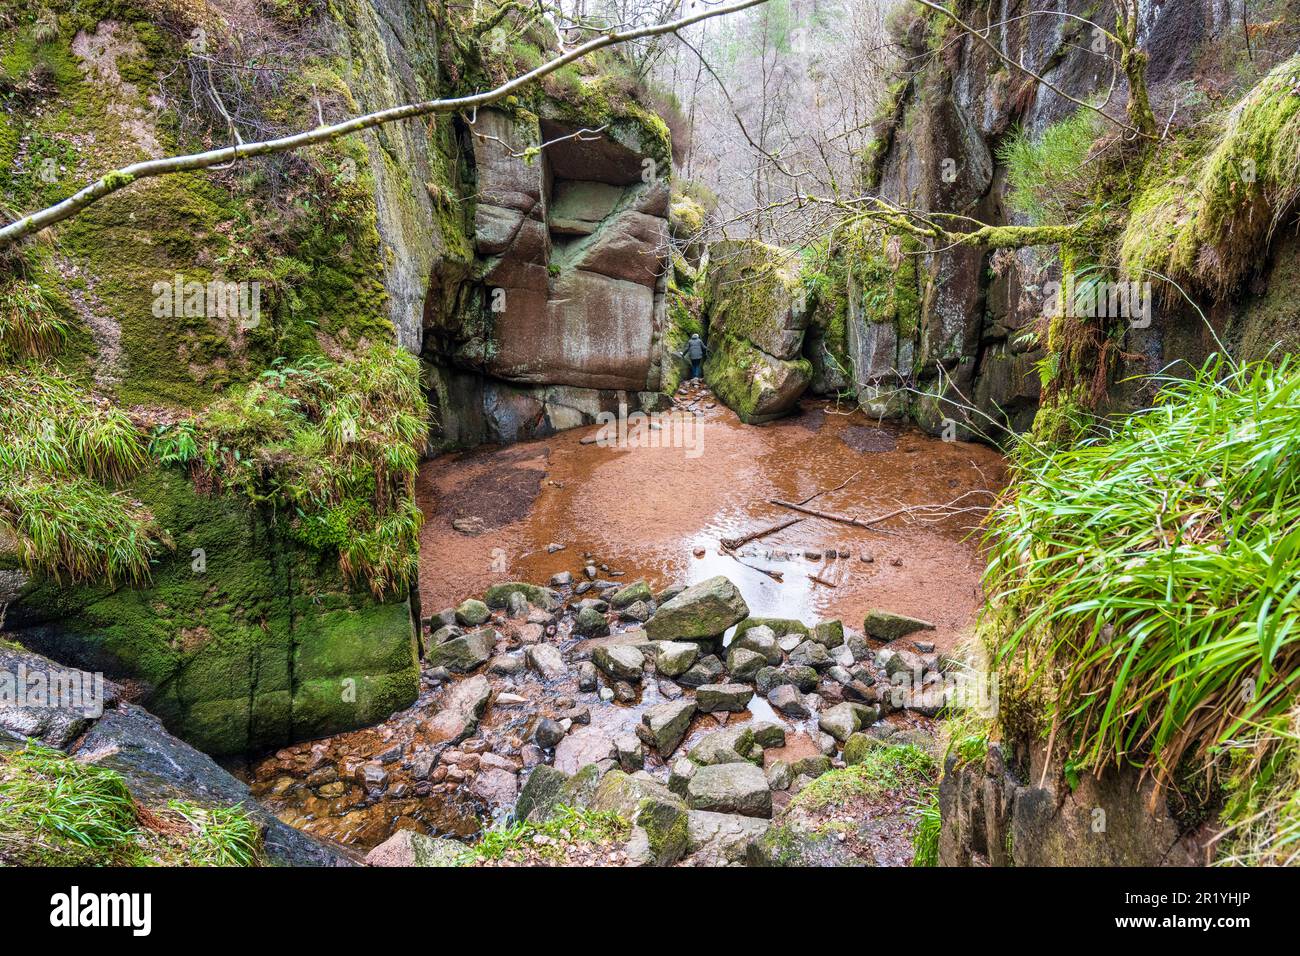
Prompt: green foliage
<box><xmin>984</xmin><ymin>359</ymin><xmax>1300</xmax><ymax>801</ymax></box>
<box><xmin>911</xmin><ymin>788</ymin><xmax>941</xmax><ymax>866</ymax></box>
<box><xmin>0</xmin><ymin>279</ymin><xmax>67</xmax><ymax>359</ymax></box>
<box><xmin>463</xmin><ymin>805</ymin><xmax>630</xmax><ymax>864</ymax></box>
<box><xmin>0</xmin><ymin>742</ymin><xmax>264</xmax><ymax>866</ymax></box>
<box><xmin>154</xmin><ymin>342</ymin><xmax>427</xmax><ymax>596</ymax></box>
<box><xmin>166</xmin><ymin>800</ymin><xmax>262</xmax><ymax>866</ymax></box>
<box><xmin>0</xmin><ymin>363</ymin><xmax>167</xmax><ymax>584</ymax></box>
<box><xmin>792</xmin><ymin>745</ymin><xmax>938</xmax><ymax>811</ymax></box>
<box><xmin>998</xmin><ymin>110</ymin><xmax>1103</xmax><ymax>226</ymax></box>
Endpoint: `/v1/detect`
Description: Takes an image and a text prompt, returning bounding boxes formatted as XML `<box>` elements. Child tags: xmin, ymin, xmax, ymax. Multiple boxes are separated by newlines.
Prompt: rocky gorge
<box><xmin>3</xmin><ymin>0</ymin><xmax>1300</xmax><ymax>871</ymax></box>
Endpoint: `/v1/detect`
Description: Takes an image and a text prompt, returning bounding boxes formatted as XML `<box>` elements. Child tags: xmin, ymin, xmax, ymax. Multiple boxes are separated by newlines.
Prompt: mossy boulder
<box><xmin>645</xmin><ymin>575</ymin><xmax>749</xmax><ymax>641</ymax></box>
<box><xmin>484</xmin><ymin>582</ymin><xmax>561</xmax><ymax>611</ymax></box>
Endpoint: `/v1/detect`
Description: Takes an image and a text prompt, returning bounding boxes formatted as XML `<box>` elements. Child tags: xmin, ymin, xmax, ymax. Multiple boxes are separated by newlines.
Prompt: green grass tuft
<box><xmin>984</xmin><ymin>358</ymin><xmax>1300</xmax><ymax>805</ymax></box>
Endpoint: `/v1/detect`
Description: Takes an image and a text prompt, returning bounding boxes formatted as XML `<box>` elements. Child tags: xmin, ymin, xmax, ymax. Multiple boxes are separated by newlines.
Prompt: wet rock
<box><xmin>575</xmin><ymin>606</ymin><xmax>611</xmax><ymax>637</ymax></box>
<box><xmin>364</xmin><ymin>830</ymin><xmax>463</xmax><ymax>867</ymax></box>
<box><xmin>613</xmin><ymin>681</ymin><xmax>638</xmax><ymax>704</ymax></box>
<box><xmin>863</xmin><ymin>610</ymin><xmax>936</xmax><ymax>642</ymax></box>
<box><xmin>658</xmin><ymin>679</ymin><xmax>683</xmax><ymax>700</ymax></box>
<box><xmin>575</xmin><ymin>581</ymin><xmax>593</xmax><ymax>595</ymax></box>
<box><xmin>778</xmin><ymin>634</ymin><xmax>803</xmax><ymax>653</ymax></box>
<box><xmin>426</xmin><ymin>675</ymin><xmax>492</xmax><ymax>745</ymax></box>
<box><xmin>725</xmin><ymin>646</ymin><xmax>766</xmax><ymax>681</ymax></box>
<box><xmin>789</xmin><ymin>639</ymin><xmax>833</xmax><ymax>671</ymax></box>
<box><xmin>696</xmin><ymin>683</ymin><xmax>754</xmax><ymax>713</ymax></box>
<box><xmin>645</xmin><ymin>575</ymin><xmax>749</xmax><ymax>641</ymax></box>
<box><xmin>535</xmin><ymin>718</ymin><xmax>566</xmax><ymax>749</ymax></box>
<box><xmin>689</xmin><ymin>726</ymin><xmax>756</xmax><ymax>766</ymax></box>
<box><xmin>655</xmin><ymin>584</ymin><xmax>686</xmax><ymax>603</ymax></box>
<box><xmin>751</xmin><ymin>721</ymin><xmax>786</xmax><ymax>748</ymax></box>
<box><xmin>791</xmin><ymin>754</ymin><xmax>833</xmax><ymax>779</ymax></box>
<box><xmin>591</xmin><ymin>771</ymin><xmax>689</xmax><ymax>866</ymax></box>
<box><xmin>810</xmin><ymin>620</ymin><xmax>845</xmax><ymax>649</ymax></box>
<box><xmin>913</xmin><ymin>640</ymin><xmax>936</xmax><ymax>653</ymax></box>
<box><xmin>734</xmin><ymin>617</ymin><xmax>809</xmax><ymax>643</ymax></box>
<box><xmin>653</xmin><ymin>641</ymin><xmax>699</xmax><ymax>678</ymax></box>
<box><xmin>756</xmin><ymin>664</ymin><xmax>818</xmax><ymax>695</ymax></box>
<box><xmin>896</xmin><ymin>685</ymin><xmax>946</xmax><ymax>717</ymax></box>
<box><xmin>619</xmin><ymin>600</ymin><xmax>652</xmax><ymax>623</ymax></box>
<box><xmin>455</xmin><ymin>599</ymin><xmax>490</xmax><ymax>627</ymax></box>
<box><xmin>506</xmin><ymin>591</ymin><xmax>530</xmax><ymax>619</ymax></box>
<box><xmin>489</xmin><ymin>652</ymin><xmax>526</xmax><ymax>676</ymax></box>
<box><xmin>575</xmin><ymin>597</ymin><xmax>610</xmax><ymax>613</ymax></box>
<box><xmin>485</xmin><ymin>582</ymin><xmax>561</xmax><ymax>612</ymax></box>
<box><xmin>547</xmin><ymin>543</ymin><xmax>566</xmax><ymax>554</ymax></box>
<box><xmin>686</xmin><ymin>762</ymin><xmax>772</xmax><ymax>818</ymax></box>
<box><xmin>731</xmin><ymin>624</ymin><xmax>782</xmax><ymax>665</ymax></box>
<box><xmin>668</xmin><ymin>758</ymin><xmax>697</xmax><ymax>796</ymax></box>
<box><xmin>766</xmin><ymin>761</ymin><xmax>793</xmax><ymax>791</ymax></box>
<box><xmin>639</xmin><ymin>700</ymin><xmax>696</xmax><ymax>756</ymax></box>
<box><xmin>558</xmin><ymin>705</ymin><xmax>590</xmax><ymax>725</ymax></box>
<box><xmin>452</xmin><ymin>516</ymin><xmax>485</xmax><ymax>535</ymax></box>
<box><xmin>818</xmin><ymin>702</ymin><xmax>864</xmax><ymax>743</ymax></box>
<box><xmin>495</xmin><ymin>692</ymin><xmax>528</xmax><ymax>707</ymax></box>
<box><xmin>678</xmin><ymin>654</ymin><xmax>724</xmax><ymax>688</ymax></box>
<box><xmin>685</xmin><ymin>810</ymin><xmax>770</xmax><ymax>865</ymax></box>
<box><xmin>593</xmin><ymin>644</ymin><xmax>644</xmax><ymax>681</ymax></box>
<box><xmin>430</xmin><ymin>608</ymin><xmax>458</xmax><ymax>629</ymax></box>
<box><xmin>427</xmin><ymin>624</ymin><xmax>463</xmax><ymax>647</ymax></box>
<box><xmin>599</xmin><ymin>687</ymin><xmax>615</xmax><ymax>702</ymax></box>
<box><xmin>610</xmin><ymin>580</ymin><xmax>652</xmax><ymax>608</ymax></box>
<box><xmin>470</xmin><ymin>768</ymin><xmax>519</xmax><ymax>806</ymax></box>
<box><xmin>526</xmin><ymin>644</ymin><xmax>567</xmax><ymax>682</ymax></box>
<box><xmin>427</xmin><ymin>629</ymin><xmax>496</xmax><ymax>673</ymax></box>
<box><xmin>554</xmin><ymin>727</ymin><xmax>617</xmax><ymax>774</ymax></box>
<box><xmin>768</xmin><ymin>684</ymin><xmax>810</xmax><ymax>718</ymax></box>
<box><xmin>550</xmin><ymin>571</ymin><xmax>573</xmax><ymax>587</ymax></box>
<box><xmin>577</xmin><ymin>660</ymin><xmax>598</xmax><ymax>691</ymax></box>
<box><xmin>515</xmin><ymin>764</ymin><xmax>570</xmax><ymax>822</ymax></box>
<box><xmin>615</xmin><ymin>733</ymin><xmax>645</xmax><ymax>771</ymax></box>
<box><xmin>877</xmin><ymin>647</ymin><xmax>925</xmax><ymax>679</ymax></box>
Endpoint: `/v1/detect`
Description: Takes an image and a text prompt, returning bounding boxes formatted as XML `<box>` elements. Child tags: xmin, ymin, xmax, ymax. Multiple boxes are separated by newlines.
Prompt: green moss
<box><xmin>1121</xmin><ymin>55</ymin><xmax>1300</xmax><ymax>297</ymax></box>
<box><xmin>791</xmin><ymin>745</ymin><xmax>938</xmax><ymax>811</ymax></box>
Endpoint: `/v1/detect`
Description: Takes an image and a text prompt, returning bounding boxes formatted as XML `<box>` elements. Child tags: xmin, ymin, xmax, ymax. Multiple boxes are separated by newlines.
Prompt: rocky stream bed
<box><xmin>236</xmin><ymin>385</ymin><xmax>998</xmax><ymax>866</ymax></box>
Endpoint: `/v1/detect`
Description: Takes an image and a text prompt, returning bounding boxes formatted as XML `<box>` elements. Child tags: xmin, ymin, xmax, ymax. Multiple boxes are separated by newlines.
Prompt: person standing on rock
<box><xmin>681</xmin><ymin>333</ymin><xmax>708</xmax><ymax>381</ymax></box>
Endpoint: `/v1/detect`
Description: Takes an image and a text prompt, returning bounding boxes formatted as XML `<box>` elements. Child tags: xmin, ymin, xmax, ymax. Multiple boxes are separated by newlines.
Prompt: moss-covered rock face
<box><xmin>7</xmin><ymin>470</ymin><xmax>417</xmax><ymax>756</ymax></box>
<box><xmin>0</xmin><ymin>3</ymin><xmax>431</xmax><ymax>754</ymax></box>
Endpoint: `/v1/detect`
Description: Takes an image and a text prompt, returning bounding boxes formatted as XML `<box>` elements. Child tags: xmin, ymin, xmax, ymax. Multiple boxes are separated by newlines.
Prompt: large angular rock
<box><xmin>696</xmin><ymin>683</ymin><xmax>754</xmax><ymax>713</ymax></box>
<box><xmin>593</xmin><ymin>644</ymin><xmax>644</xmax><ymax>682</ymax></box>
<box><xmin>730</xmin><ymin>625</ymin><xmax>782</xmax><ymax>665</ymax></box>
<box><xmin>515</xmin><ymin>765</ymin><xmax>570</xmax><ymax>822</ymax></box>
<box><xmin>645</xmin><ymin>575</ymin><xmax>749</xmax><ymax>641</ymax></box>
<box><xmin>679</xmin><ymin>655</ymin><xmax>724</xmax><ymax>688</ymax></box>
<box><xmin>425</xmin><ymin>628</ymin><xmax>495</xmax><ymax>673</ymax></box>
<box><xmin>484</xmin><ymin>582</ymin><xmax>562</xmax><ymax>611</ymax></box>
<box><xmin>364</xmin><ymin>830</ymin><xmax>463</xmax><ymax>867</ymax></box>
<box><xmin>686</xmin><ymin>810</ymin><xmax>770</xmax><ymax>866</ymax></box>
<box><xmin>789</xmin><ymin>639</ymin><xmax>833</xmax><ymax>671</ymax></box>
<box><xmin>810</xmin><ymin>620</ymin><xmax>845</xmax><ymax>649</ymax></box>
<box><xmin>554</xmin><ymin>726</ymin><xmax>617</xmax><ymax>774</ymax></box>
<box><xmin>688</xmin><ymin>726</ymin><xmax>756</xmax><ymax>766</ymax></box>
<box><xmin>526</xmin><ymin>643</ymin><xmax>568</xmax><ymax>682</ymax></box>
<box><xmin>725</xmin><ymin>645</ymin><xmax>766</xmax><ymax>681</ymax></box>
<box><xmin>818</xmin><ymin>702</ymin><xmax>864</xmax><ymax>743</ymax></box>
<box><xmin>686</xmin><ymin>762</ymin><xmax>773</xmax><ymax>818</ymax></box>
<box><xmin>639</xmin><ymin>700</ymin><xmax>696</xmax><ymax>756</ymax></box>
<box><xmin>654</xmin><ymin>641</ymin><xmax>700</xmax><ymax>678</ymax></box>
<box><xmin>863</xmin><ymin>610</ymin><xmax>936</xmax><ymax>642</ymax></box>
<box><xmin>704</xmin><ymin>334</ymin><xmax>812</xmax><ymax>424</ymax></box>
<box><xmin>590</xmin><ymin>770</ymin><xmax>688</xmax><ymax>866</ymax></box>
<box><xmin>425</xmin><ymin>675</ymin><xmax>492</xmax><ymax>744</ymax></box>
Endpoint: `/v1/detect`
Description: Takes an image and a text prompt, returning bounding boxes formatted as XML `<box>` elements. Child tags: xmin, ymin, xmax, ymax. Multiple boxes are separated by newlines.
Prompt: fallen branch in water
<box><xmin>770</xmin><ymin>490</ymin><xmax>995</xmax><ymax>531</ymax></box>
<box><xmin>719</xmin><ymin>543</ymin><xmax>784</xmax><ymax>582</ymax></box>
<box><xmin>720</xmin><ymin>516</ymin><xmax>802</xmax><ymax>551</ymax></box>
<box><xmin>795</xmin><ymin>469</ymin><xmax>862</xmax><ymax>506</ymax></box>
<box><xmin>808</xmin><ymin>573</ymin><xmax>837</xmax><ymax>588</ymax></box>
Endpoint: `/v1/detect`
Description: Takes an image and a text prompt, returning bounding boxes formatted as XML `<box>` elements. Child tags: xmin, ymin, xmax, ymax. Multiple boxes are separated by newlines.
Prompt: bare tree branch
<box><xmin>0</xmin><ymin>0</ymin><xmax>770</xmax><ymax>248</ymax></box>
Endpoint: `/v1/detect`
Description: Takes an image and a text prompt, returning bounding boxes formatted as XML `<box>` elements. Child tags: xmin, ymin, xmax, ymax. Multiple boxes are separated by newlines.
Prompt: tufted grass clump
<box><xmin>911</xmin><ymin>788</ymin><xmax>941</xmax><ymax>867</ymax></box>
<box><xmin>983</xmin><ymin>358</ymin><xmax>1300</xmax><ymax>815</ymax></box>
<box><xmin>464</xmin><ymin>805</ymin><xmax>630</xmax><ymax>865</ymax></box>
<box><xmin>150</xmin><ymin>342</ymin><xmax>427</xmax><ymax>596</ymax></box>
<box><xmin>0</xmin><ymin>742</ymin><xmax>264</xmax><ymax>866</ymax></box>
<box><xmin>0</xmin><ymin>279</ymin><xmax>67</xmax><ymax>359</ymax></box>
<box><xmin>0</xmin><ymin>363</ymin><xmax>165</xmax><ymax>584</ymax></box>
<box><xmin>999</xmin><ymin>109</ymin><xmax>1104</xmax><ymax>227</ymax></box>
